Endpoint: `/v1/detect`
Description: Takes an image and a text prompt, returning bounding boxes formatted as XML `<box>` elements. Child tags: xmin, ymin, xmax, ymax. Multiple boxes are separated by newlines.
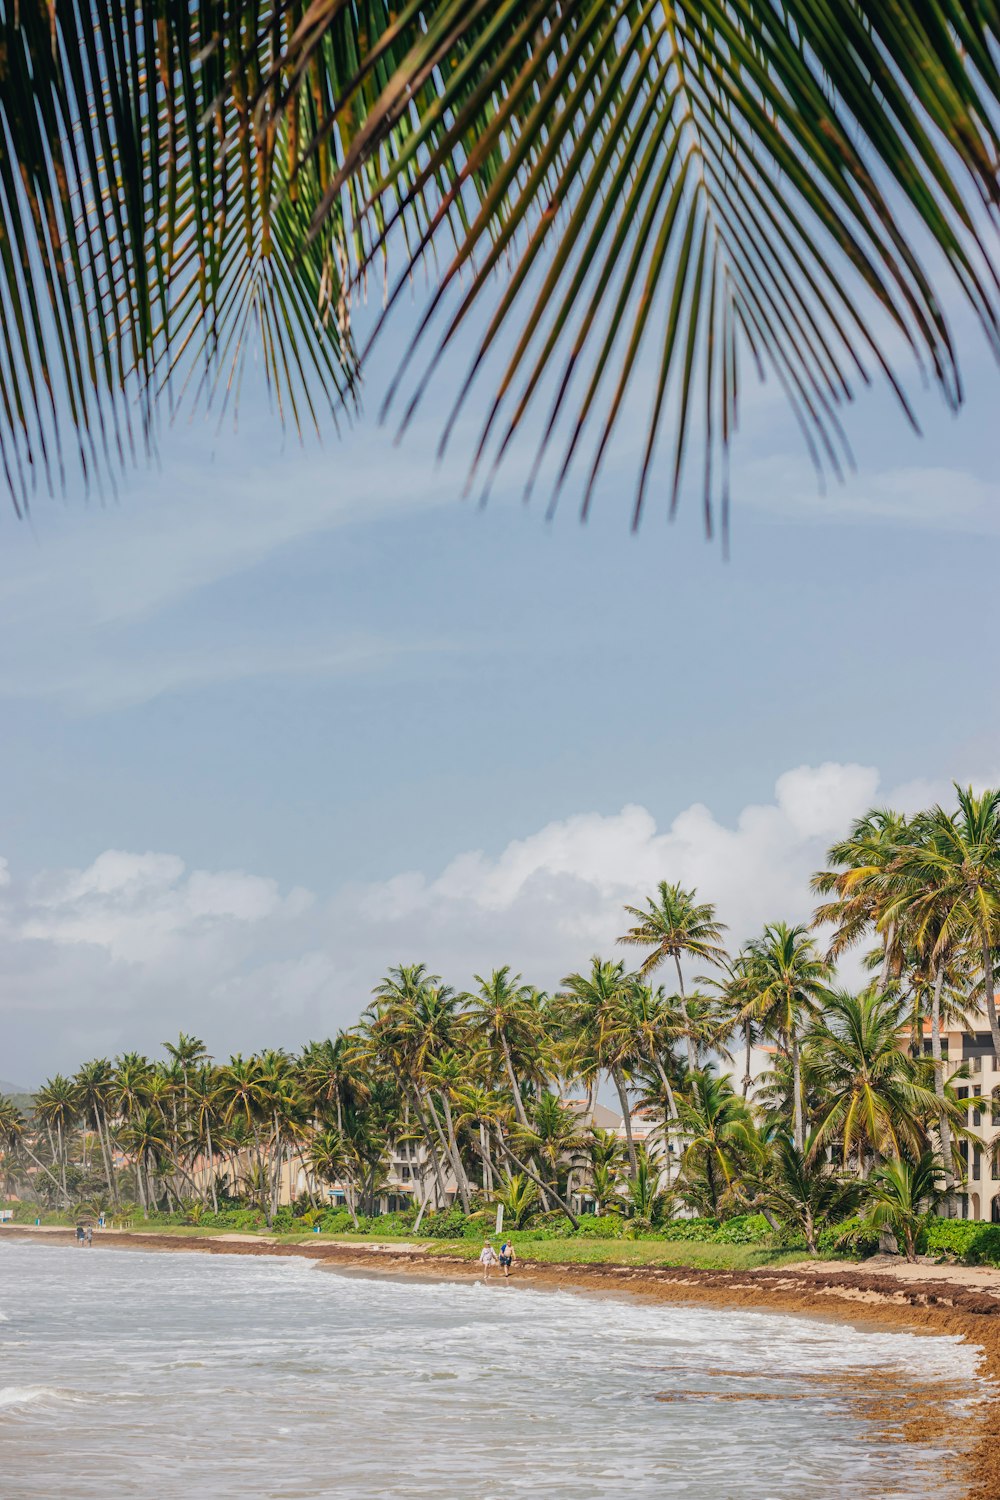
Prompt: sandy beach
<box><xmin>5</xmin><ymin>1224</ymin><xmax>999</xmax><ymax>1498</ymax></box>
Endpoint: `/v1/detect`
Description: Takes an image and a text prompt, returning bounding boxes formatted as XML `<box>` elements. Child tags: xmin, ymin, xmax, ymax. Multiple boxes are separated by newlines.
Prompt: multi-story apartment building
<box><xmin>946</xmin><ymin>1021</ymin><xmax>1000</xmax><ymax>1223</ymax></box>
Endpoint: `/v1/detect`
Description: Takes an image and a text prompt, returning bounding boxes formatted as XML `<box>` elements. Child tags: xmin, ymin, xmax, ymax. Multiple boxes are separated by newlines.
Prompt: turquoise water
<box><xmin>0</xmin><ymin>1239</ymin><xmax>982</xmax><ymax>1498</ymax></box>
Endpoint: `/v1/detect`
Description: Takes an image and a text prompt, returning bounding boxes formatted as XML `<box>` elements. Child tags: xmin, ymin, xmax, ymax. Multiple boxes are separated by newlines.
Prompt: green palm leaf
<box><xmin>294</xmin><ymin>0</ymin><xmax>1000</xmax><ymax>529</ymax></box>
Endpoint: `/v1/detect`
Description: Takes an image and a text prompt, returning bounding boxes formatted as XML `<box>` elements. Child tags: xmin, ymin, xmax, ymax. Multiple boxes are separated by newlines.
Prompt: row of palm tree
<box><xmin>3</xmin><ymin>784</ymin><xmax>999</xmax><ymax>1254</ymax></box>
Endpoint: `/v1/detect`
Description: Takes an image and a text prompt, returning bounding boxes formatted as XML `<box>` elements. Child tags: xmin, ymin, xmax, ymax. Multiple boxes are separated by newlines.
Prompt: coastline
<box><xmin>5</xmin><ymin>1226</ymin><xmax>999</xmax><ymax>1498</ymax></box>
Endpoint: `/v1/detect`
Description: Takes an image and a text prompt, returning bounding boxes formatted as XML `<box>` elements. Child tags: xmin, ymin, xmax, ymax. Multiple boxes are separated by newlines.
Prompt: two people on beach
<box><xmin>479</xmin><ymin>1239</ymin><xmax>515</xmax><ymax>1283</ymax></box>
<box><xmin>75</xmin><ymin>1224</ymin><xmax>93</xmax><ymax>1247</ymax></box>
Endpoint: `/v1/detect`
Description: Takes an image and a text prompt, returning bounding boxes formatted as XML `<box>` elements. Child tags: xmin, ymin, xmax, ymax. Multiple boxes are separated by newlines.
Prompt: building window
<box><xmin>974</xmin><ymin>1146</ymin><xmax>982</xmax><ymax>1182</ymax></box>
<box><xmin>993</xmin><ymin>1088</ymin><xmax>1000</xmax><ymax>1127</ymax></box>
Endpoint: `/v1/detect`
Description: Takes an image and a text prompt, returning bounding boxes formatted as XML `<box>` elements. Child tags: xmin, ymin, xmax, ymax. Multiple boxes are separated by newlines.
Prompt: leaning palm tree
<box><xmin>3</xmin><ymin>4</ymin><xmax>998</xmax><ymax>530</ymax></box>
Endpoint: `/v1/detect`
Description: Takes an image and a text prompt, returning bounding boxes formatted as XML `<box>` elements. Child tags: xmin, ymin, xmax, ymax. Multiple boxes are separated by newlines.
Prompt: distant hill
<box><xmin>0</xmin><ymin>1080</ymin><xmax>34</xmax><ymax>1108</ymax></box>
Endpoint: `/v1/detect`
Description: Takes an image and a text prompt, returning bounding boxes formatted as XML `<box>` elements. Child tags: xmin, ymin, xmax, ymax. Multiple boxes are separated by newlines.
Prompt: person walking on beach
<box><xmin>479</xmin><ymin>1241</ymin><xmax>498</xmax><ymax>1283</ymax></box>
<box><xmin>499</xmin><ymin>1240</ymin><xmax>515</xmax><ymax>1280</ymax></box>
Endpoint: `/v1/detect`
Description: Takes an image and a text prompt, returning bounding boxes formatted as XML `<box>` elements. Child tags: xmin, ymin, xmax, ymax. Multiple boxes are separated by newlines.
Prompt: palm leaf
<box><xmin>289</xmin><ymin>0</ymin><xmax>1000</xmax><ymax>532</ymax></box>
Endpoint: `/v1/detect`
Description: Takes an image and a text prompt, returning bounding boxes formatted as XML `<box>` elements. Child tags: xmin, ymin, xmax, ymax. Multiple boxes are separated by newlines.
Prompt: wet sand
<box><xmin>6</xmin><ymin>1226</ymin><xmax>1000</xmax><ymax>1498</ymax></box>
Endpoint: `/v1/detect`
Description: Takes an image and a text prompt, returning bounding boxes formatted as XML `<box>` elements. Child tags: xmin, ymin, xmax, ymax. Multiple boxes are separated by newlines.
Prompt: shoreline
<box><xmin>5</xmin><ymin>1226</ymin><xmax>1000</xmax><ymax>1498</ymax></box>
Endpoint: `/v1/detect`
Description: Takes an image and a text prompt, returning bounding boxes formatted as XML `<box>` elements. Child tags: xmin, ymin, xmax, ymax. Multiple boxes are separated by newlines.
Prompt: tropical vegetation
<box><xmin>0</xmin><ymin>3</ymin><xmax>997</xmax><ymax>531</ymax></box>
<box><xmin>4</xmin><ymin>783</ymin><xmax>1000</xmax><ymax>1265</ymax></box>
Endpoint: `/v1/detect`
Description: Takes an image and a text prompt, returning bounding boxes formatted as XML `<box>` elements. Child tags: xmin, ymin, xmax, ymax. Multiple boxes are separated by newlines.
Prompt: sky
<box><xmin>0</xmin><ymin>286</ymin><xmax>998</xmax><ymax>1086</ymax></box>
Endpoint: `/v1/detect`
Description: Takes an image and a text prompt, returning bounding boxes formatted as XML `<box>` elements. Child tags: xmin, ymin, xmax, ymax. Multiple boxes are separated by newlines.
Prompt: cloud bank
<box><xmin>0</xmin><ymin>761</ymin><xmax>952</xmax><ymax>1083</ymax></box>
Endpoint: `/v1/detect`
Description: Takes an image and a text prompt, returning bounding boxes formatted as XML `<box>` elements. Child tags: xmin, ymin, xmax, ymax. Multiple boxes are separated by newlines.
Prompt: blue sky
<box><xmin>0</xmin><ymin>301</ymin><xmax>997</xmax><ymax>1083</ymax></box>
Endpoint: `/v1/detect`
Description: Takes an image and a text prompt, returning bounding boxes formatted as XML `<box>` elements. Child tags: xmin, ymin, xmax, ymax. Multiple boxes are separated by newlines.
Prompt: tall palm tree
<box><xmin>811</xmin><ymin>808</ymin><xmax>912</xmax><ymax>986</ymax></box>
<box><xmin>33</xmin><ymin>1075</ymin><xmax>81</xmax><ymax>1204</ymax></box>
<box><xmin>736</xmin><ymin>922</ymin><xmax>832</xmax><ymax>1152</ymax></box>
<box><xmin>676</xmin><ymin>1070</ymin><xmax>755</xmax><ymax>1217</ymax></box>
<box><xmin>806</xmin><ymin>989</ymin><xmax>960</xmax><ymax>1173</ymax></box>
<box><xmin>558</xmin><ymin>957</ymin><xmax>640</xmax><ymax>1175</ymax></box>
<box><xmin>466</xmin><ymin>967</ymin><xmax>543</xmax><ymax>1131</ymax></box>
<box><xmin>74</xmin><ymin>1059</ymin><xmax>118</xmax><ymax>1201</ymax></box>
<box><xmin>892</xmin><ymin>787</ymin><xmax>1000</xmax><ymax>1056</ymax></box>
<box><xmin>3</xmin><ymin>4</ymin><xmax>997</xmax><ymax>530</ymax></box>
<box><xmin>618</xmin><ymin>882</ymin><xmax>727</xmax><ymax>997</ymax></box>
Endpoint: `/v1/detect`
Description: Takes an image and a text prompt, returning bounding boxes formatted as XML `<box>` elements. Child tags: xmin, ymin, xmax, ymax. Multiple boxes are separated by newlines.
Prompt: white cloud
<box><xmin>741</xmin><ymin>456</ymin><xmax>1000</xmax><ymax>533</ymax></box>
<box><xmin>0</xmin><ymin>759</ymin><xmax>937</xmax><ymax>1083</ymax></box>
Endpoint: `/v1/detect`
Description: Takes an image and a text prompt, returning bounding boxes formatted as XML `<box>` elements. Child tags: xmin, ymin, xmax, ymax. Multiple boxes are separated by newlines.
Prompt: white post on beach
<box><xmin>495</xmin><ymin>1204</ymin><xmax>504</xmax><ymax>1237</ymax></box>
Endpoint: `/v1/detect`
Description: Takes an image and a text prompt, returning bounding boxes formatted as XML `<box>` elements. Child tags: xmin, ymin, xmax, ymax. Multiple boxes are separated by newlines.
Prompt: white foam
<box><xmin>0</xmin><ymin>1385</ymin><xmax>61</xmax><ymax>1409</ymax></box>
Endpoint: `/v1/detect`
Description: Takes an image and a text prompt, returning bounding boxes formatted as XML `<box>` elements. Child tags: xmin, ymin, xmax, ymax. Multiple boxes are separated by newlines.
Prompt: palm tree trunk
<box><xmin>94</xmin><ymin>1108</ymin><xmax>115</xmax><ymax>1199</ymax></box>
<box><xmin>500</xmin><ymin>1034</ymin><xmax>530</xmax><ymax>1129</ymax></box>
<box><xmin>877</xmin><ymin>921</ymin><xmax>896</xmax><ymax>994</ymax></box>
<box><xmin>930</xmin><ymin>962</ymin><xmax>955</xmax><ymax>1192</ymax></box>
<box><xmin>56</xmin><ymin>1119</ymin><xmax>67</xmax><ymax>1200</ymax></box>
<box><xmin>479</xmin><ymin>1123</ymin><xmax>490</xmax><ymax>1191</ymax></box>
<box><xmin>981</xmin><ymin>933</ymin><xmax>1000</xmax><ymax>1056</ymax></box>
<box><xmin>497</xmin><ymin>1138</ymin><xmax>580</xmax><ymax>1229</ymax></box>
<box><xmin>410</xmin><ymin>1091</ymin><xmax>448</xmax><ymax>1207</ymax></box>
<box><xmin>650</xmin><ymin>1053</ymin><xmax>678</xmax><ymax>1122</ymax></box>
<box><xmin>206</xmin><ymin>1115</ymin><xmax>219</xmax><ymax>1213</ymax></box>
<box><xmin>611</xmin><ymin>1066</ymin><xmax>637</xmax><ymax>1178</ymax></box>
<box><xmin>742</xmin><ymin>1022</ymin><xmax>753</xmax><ymax>1099</ymax></box>
<box><xmin>427</xmin><ymin>1092</ymin><xmax>470</xmax><ymax>1213</ymax></box>
<box><xmin>790</xmin><ymin>1030</ymin><xmax>804</xmax><ymax>1153</ymax></box>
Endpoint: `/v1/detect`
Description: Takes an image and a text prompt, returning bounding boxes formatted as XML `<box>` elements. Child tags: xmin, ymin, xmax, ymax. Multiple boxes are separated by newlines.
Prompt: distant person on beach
<box><xmin>499</xmin><ymin>1240</ymin><xmax>515</xmax><ymax>1280</ymax></box>
<box><xmin>478</xmin><ymin>1242</ymin><xmax>498</xmax><ymax>1283</ymax></box>
<box><xmin>85</xmin><ymin>1226</ymin><xmax>93</xmax><ymax>1247</ymax></box>
<box><xmin>75</xmin><ymin>1225</ymin><xmax>85</xmax><ymax>1245</ymax></box>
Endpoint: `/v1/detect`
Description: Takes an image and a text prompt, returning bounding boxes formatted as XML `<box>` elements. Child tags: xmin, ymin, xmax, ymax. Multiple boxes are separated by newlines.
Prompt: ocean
<box><xmin>0</xmin><ymin>1239</ymin><xmax>983</xmax><ymax>1498</ymax></box>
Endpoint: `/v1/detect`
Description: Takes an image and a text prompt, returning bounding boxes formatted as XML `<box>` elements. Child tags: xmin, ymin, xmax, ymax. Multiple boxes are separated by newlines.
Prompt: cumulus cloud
<box><xmin>1</xmin><ymin>759</ymin><xmax>978</xmax><ymax>1083</ymax></box>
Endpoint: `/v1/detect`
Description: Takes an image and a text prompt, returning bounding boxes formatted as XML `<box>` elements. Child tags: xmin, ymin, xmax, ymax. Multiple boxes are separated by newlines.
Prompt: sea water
<box><xmin>0</xmin><ymin>1239</ymin><xmax>983</xmax><ymax>1498</ymax></box>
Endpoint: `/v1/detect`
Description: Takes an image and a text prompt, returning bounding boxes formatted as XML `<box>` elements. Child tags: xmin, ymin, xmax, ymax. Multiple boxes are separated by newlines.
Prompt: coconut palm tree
<box><xmin>3</xmin><ymin>3</ymin><xmax>997</xmax><ymax>534</ymax></box>
<box><xmin>558</xmin><ymin>957</ymin><xmax>640</xmax><ymax>1176</ymax></box>
<box><xmin>619</xmin><ymin>883</ymin><xmax>727</xmax><ymax>996</ymax></box>
<box><xmin>736</xmin><ymin>923</ymin><xmax>832</xmax><ymax>1152</ymax></box>
<box><xmin>675</xmin><ymin>1069</ymin><xmax>756</xmax><ymax>1217</ymax></box>
<box><xmin>811</xmin><ymin>808</ymin><xmax>912</xmax><ymax>986</ymax></box>
<box><xmin>863</xmin><ymin>1151</ymin><xmax>945</xmax><ymax>1262</ymax></box>
<box><xmin>806</xmin><ymin>988</ymin><xmax>963</xmax><ymax>1175</ymax></box>
<box><xmin>891</xmin><ymin>787</ymin><xmax>1000</xmax><ymax>1056</ymax></box>
<box><xmin>33</xmin><ymin>1075</ymin><xmax>81</xmax><ymax>1205</ymax></box>
<box><xmin>758</xmin><ymin>1134</ymin><xmax>862</xmax><ymax>1256</ymax></box>
<box><xmin>466</xmin><ymin>967</ymin><xmax>544</xmax><ymax>1131</ymax></box>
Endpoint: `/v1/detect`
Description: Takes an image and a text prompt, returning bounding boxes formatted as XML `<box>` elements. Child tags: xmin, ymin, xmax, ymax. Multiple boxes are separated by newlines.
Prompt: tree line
<box><xmin>3</xmin><ymin>784</ymin><xmax>1000</xmax><ymax>1259</ymax></box>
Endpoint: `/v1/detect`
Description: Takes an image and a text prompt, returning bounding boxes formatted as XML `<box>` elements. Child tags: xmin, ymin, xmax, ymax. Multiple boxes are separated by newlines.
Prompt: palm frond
<box><xmin>294</xmin><ymin>0</ymin><xmax>1000</xmax><ymax>531</ymax></box>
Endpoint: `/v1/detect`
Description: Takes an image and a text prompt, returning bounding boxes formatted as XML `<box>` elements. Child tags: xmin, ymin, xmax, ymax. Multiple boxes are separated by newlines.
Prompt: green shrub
<box><xmin>924</xmin><ymin>1218</ymin><xmax>1000</xmax><ymax>1267</ymax></box>
<box><xmin>816</xmin><ymin>1215</ymin><xmax>880</xmax><ymax>1258</ymax></box>
<box><xmin>710</xmin><ymin>1214</ymin><xmax>773</xmax><ymax>1245</ymax></box>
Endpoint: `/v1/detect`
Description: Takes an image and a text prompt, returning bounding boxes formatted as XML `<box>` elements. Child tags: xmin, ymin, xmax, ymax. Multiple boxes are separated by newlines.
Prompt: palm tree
<box><xmin>619</xmin><ymin>883</ymin><xmax>727</xmax><ymax>1000</ymax></box>
<box><xmin>891</xmin><ymin>787</ymin><xmax>1000</xmax><ymax>1056</ymax></box>
<box><xmin>74</xmin><ymin>1059</ymin><xmax>118</xmax><ymax>1202</ymax></box>
<box><xmin>737</xmin><ymin>923</ymin><xmax>832</xmax><ymax>1152</ymax></box>
<box><xmin>676</xmin><ymin>1070</ymin><xmax>756</xmax><ymax>1217</ymax></box>
<box><xmin>4</xmin><ymin>4</ymin><xmax>997</xmax><ymax>531</ymax></box>
<box><xmin>492</xmin><ymin>1172</ymin><xmax>540</xmax><ymax>1231</ymax></box>
<box><xmin>863</xmin><ymin>1152</ymin><xmax>945</xmax><ymax>1262</ymax></box>
<box><xmin>807</xmin><ymin>988</ymin><xmax>961</xmax><ymax>1174</ymax></box>
<box><xmin>758</xmin><ymin>1134</ymin><xmax>861</xmax><ymax>1256</ymax></box>
<box><xmin>33</xmin><ymin>1075</ymin><xmax>81</xmax><ymax>1205</ymax></box>
<box><xmin>812</xmin><ymin>808</ymin><xmax>912</xmax><ymax>986</ymax></box>
<box><xmin>466</xmin><ymin>968</ymin><xmax>543</xmax><ymax>1131</ymax></box>
<box><xmin>558</xmin><ymin>957</ymin><xmax>640</xmax><ymax>1176</ymax></box>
